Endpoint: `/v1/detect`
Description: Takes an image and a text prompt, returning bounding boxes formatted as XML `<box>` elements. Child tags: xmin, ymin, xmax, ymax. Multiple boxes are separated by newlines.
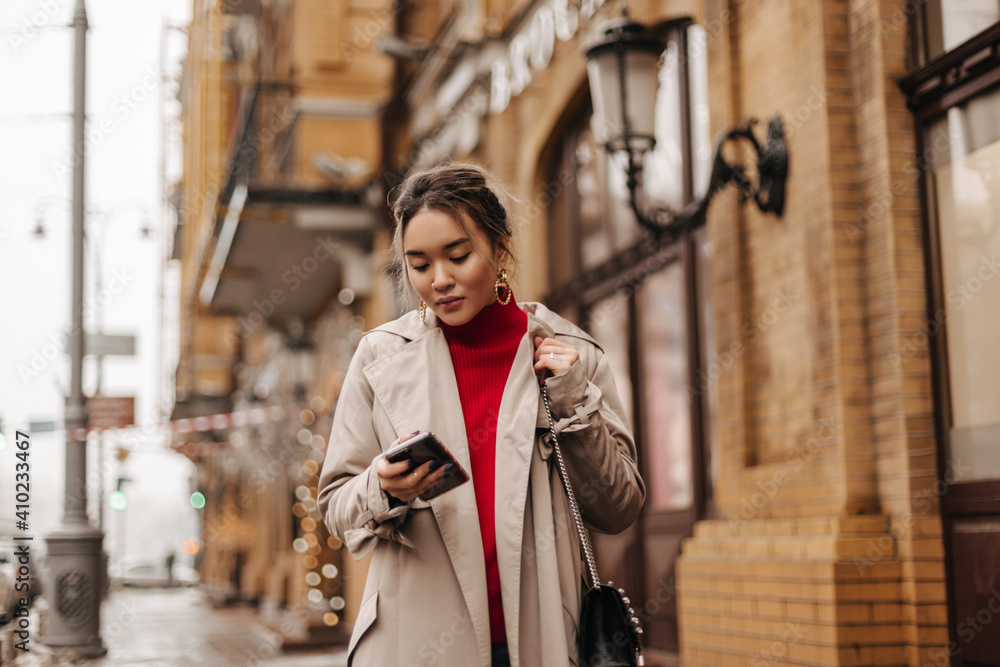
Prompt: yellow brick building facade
<box><xmin>172</xmin><ymin>0</ymin><xmax>397</xmax><ymax>644</ymax></box>
<box><xmin>171</xmin><ymin>0</ymin><xmax>1000</xmax><ymax>663</ymax></box>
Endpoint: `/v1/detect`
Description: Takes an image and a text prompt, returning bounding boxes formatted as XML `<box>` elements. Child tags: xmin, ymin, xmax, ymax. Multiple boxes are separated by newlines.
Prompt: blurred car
<box><xmin>111</xmin><ymin>559</ymin><xmax>199</xmax><ymax>589</ymax></box>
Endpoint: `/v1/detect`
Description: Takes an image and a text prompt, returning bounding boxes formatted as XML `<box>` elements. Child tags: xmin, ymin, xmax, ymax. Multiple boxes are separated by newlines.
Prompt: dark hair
<box><xmin>390</xmin><ymin>162</ymin><xmax>517</xmax><ymax>304</ymax></box>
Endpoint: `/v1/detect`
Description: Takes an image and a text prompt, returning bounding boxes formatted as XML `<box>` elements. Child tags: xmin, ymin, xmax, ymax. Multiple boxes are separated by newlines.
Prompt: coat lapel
<box><xmin>494</xmin><ymin>314</ymin><xmax>558</xmax><ymax>653</ymax></box>
<box><xmin>363</xmin><ymin>317</ymin><xmax>492</xmax><ymax>656</ymax></box>
<box><xmin>362</xmin><ymin>308</ymin><xmax>569</xmax><ymax>658</ymax></box>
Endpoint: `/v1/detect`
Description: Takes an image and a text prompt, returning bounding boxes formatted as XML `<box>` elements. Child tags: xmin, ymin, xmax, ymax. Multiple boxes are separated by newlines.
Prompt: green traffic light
<box><xmin>190</xmin><ymin>492</ymin><xmax>206</xmax><ymax>509</ymax></box>
<box><xmin>109</xmin><ymin>489</ymin><xmax>128</xmax><ymax>511</ymax></box>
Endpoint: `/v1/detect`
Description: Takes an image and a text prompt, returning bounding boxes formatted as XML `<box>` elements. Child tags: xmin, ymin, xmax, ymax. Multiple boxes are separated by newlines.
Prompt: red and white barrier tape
<box><xmin>63</xmin><ymin>404</ymin><xmax>299</xmax><ymax>442</ymax></box>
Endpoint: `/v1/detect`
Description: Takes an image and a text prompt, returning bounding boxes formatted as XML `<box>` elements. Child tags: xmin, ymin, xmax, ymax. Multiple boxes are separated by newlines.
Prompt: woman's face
<box><xmin>403</xmin><ymin>208</ymin><xmax>502</xmax><ymax>326</ymax></box>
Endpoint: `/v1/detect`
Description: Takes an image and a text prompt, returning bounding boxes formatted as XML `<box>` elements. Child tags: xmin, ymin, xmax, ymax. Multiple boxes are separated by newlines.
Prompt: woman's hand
<box><xmin>376</xmin><ymin>432</ymin><xmax>451</xmax><ymax>503</ymax></box>
<box><xmin>533</xmin><ymin>336</ymin><xmax>579</xmax><ymax>381</ymax></box>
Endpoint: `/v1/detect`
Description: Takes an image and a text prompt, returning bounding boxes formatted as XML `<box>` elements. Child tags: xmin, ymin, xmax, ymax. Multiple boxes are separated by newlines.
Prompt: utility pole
<box><xmin>43</xmin><ymin>0</ymin><xmax>107</xmax><ymax>656</ymax></box>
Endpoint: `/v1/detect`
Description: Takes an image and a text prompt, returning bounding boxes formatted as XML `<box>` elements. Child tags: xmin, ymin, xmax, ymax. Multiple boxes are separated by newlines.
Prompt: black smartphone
<box><xmin>383</xmin><ymin>432</ymin><xmax>470</xmax><ymax>500</ymax></box>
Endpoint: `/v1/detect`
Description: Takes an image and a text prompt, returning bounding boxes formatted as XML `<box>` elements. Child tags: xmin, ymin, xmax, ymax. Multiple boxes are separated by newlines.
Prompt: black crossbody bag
<box><xmin>542</xmin><ymin>385</ymin><xmax>644</xmax><ymax>667</ymax></box>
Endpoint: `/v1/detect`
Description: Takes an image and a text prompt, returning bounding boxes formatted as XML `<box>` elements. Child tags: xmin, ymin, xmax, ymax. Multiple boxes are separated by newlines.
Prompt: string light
<box><xmin>295</xmin><ymin>459</ymin><xmax>344</xmax><ymax>627</ymax></box>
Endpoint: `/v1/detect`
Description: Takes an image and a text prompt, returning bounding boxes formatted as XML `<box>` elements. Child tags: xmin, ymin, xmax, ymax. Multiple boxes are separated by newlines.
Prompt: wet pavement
<box><xmin>5</xmin><ymin>588</ymin><xmax>348</xmax><ymax>667</ymax></box>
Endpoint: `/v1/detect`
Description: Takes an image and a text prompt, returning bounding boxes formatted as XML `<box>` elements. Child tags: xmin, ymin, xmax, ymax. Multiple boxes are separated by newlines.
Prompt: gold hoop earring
<box><xmin>419</xmin><ymin>300</ymin><xmax>427</xmax><ymax>323</ymax></box>
<box><xmin>495</xmin><ymin>268</ymin><xmax>512</xmax><ymax>305</ymax></box>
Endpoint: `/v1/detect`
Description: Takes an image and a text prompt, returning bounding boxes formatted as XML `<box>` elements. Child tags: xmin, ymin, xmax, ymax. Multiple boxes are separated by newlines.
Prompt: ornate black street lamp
<box><xmin>585</xmin><ymin>15</ymin><xmax>789</xmax><ymax>235</ymax></box>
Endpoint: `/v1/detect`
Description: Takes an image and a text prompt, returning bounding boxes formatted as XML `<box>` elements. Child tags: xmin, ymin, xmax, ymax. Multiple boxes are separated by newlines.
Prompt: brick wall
<box><xmin>680</xmin><ymin>517</ymin><xmax>907</xmax><ymax>664</ymax></box>
<box><xmin>678</xmin><ymin>0</ymin><xmax>949</xmax><ymax>664</ymax></box>
<box><xmin>845</xmin><ymin>0</ymin><xmax>949</xmax><ymax>661</ymax></box>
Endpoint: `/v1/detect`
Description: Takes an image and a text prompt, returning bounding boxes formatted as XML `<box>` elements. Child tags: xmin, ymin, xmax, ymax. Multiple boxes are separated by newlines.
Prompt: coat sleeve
<box><xmin>543</xmin><ymin>341</ymin><xmax>645</xmax><ymax>534</ymax></box>
<box><xmin>317</xmin><ymin>336</ymin><xmax>414</xmax><ymax>560</ymax></box>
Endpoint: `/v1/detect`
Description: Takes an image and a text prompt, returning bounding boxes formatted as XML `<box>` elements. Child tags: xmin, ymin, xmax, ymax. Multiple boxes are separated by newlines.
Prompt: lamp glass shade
<box><xmin>586</xmin><ymin>51</ymin><xmax>624</xmax><ymax>148</ymax></box>
<box><xmin>585</xmin><ymin>22</ymin><xmax>663</xmax><ymax>153</ymax></box>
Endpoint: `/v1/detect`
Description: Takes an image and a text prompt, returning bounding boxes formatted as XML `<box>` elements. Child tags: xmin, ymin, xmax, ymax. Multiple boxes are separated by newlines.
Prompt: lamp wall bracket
<box><xmin>623</xmin><ymin>115</ymin><xmax>789</xmax><ymax>236</ymax></box>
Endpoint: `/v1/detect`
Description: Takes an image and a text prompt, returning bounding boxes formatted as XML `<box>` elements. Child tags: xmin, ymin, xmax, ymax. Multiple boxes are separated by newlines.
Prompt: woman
<box><xmin>318</xmin><ymin>162</ymin><xmax>645</xmax><ymax>667</ymax></box>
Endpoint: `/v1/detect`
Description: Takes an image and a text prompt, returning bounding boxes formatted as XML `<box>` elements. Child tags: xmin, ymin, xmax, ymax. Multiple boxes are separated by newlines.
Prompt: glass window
<box><xmin>548</xmin><ymin>147</ymin><xmax>578</xmax><ymax>289</ymax></box>
<box><xmin>695</xmin><ymin>230</ymin><xmax>717</xmax><ymax>505</ymax></box>
<box><xmin>644</xmin><ymin>24</ymin><xmax>712</xmax><ymax>209</ymax></box>
<box><xmin>638</xmin><ymin>264</ymin><xmax>693</xmax><ymax>511</ymax></box>
<box><xmin>925</xmin><ymin>85</ymin><xmax>1000</xmax><ymax>480</ymax></box>
<box><xmin>922</xmin><ymin>0</ymin><xmax>1000</xmax><ymax>60</ymax></box>
<box><xmin>576</xmin><ymin>123</ymin><xmax>641</xmax><ymax>270</ymax></box>
<box><xmin>587</xmin><ymin>291</ymin><xmax>633</xmax><ymax>426</ymax></box>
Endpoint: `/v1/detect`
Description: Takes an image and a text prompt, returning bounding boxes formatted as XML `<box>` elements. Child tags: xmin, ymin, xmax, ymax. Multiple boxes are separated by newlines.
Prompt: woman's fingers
<box><xmin>414</xmin><ymin>463</ymin><xmax>450</xmax><ymax>496</ymax></box>
<box><xmin>379</xmin><ymin>458</ymin><xmax>450</xmax><ymax>502</ymax></box>
<box><xmin>376</xmin><ymin>431</ymin><xmax>425</xmax><ymax>499</ymax></box>
<box><xmin>533</xmin><ymin>336</ymin><xmax>580</xmax><ymax>377</ymax></box>
<box><xmin>376</xmin><ymin>456</ymin><xmax>411</xmax><ymax>480</ymax></box>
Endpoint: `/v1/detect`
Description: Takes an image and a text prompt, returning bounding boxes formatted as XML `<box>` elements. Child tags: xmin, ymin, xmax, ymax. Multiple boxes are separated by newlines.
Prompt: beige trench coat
<box><xmin>318</xmin><ymin>303</ymin><xmax>645</xmax><ymax>667</ymax></box>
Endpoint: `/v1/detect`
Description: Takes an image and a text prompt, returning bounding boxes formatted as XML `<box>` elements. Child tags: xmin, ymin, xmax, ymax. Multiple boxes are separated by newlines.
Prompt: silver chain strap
<box><xmin>542</xmin><ymin>383</ymin><xmax>600</xmax><ymax>590</ymax></box>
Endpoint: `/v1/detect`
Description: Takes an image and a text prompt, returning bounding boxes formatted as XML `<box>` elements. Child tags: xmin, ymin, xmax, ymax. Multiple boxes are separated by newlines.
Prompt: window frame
<box><xmin>901</xmin><ymin>15</ymin><xmax>1000</xmax><ymax>666</ymax></box>
<box><xmin>900</xmin><ymin>18</ymin><xmax>1000</xmax><ymax>501</ymax></box>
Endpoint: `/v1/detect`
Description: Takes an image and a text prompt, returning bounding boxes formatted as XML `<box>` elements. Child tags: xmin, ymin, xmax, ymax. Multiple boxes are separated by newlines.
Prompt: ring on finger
<box><xmin>549</xmin><ymin>352</ymin><xmax>555</xmax><ymax>359</ymax></box>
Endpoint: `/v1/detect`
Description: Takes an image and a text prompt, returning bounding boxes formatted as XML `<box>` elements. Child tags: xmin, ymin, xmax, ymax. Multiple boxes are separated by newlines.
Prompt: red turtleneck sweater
<box><xmin>439</xmin><ymin>299</ymin><xmax>527</xmax><ymax>645</ymax></box>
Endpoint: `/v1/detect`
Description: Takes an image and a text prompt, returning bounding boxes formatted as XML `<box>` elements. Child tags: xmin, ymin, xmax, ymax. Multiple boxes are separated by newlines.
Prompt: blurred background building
<box><xmin>167</xmin><ymin>0</ymin><xmax>1000</xmax><ymax>665</ymax></box>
